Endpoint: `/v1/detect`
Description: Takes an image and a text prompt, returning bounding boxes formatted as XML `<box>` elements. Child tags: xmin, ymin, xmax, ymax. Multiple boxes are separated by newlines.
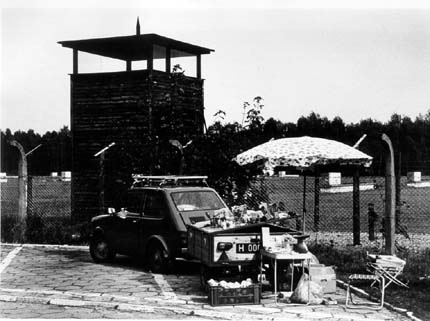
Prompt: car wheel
<box><xmin>90</xmin><ymin>237</ymin><xmax>115</xmax><ymax>263</ymax></box>
<box><xmin>148</xmin><ymin>244</ymin><xmax>170</xmax><ymax>274</ymax></box>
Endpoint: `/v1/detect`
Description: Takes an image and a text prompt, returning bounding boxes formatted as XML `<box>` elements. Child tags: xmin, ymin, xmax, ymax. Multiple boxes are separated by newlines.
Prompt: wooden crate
<box><xmin>209</xmin><ymin>284</ymin><xmax>261</xmax><ymax>306</ymax></box>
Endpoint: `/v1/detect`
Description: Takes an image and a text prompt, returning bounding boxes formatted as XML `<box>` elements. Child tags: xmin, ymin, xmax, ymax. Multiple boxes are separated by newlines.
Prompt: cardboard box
<box><xmin>308</xmin><ymin>264</ymin><xmax>336</xmax><ymax>294</ymax></box>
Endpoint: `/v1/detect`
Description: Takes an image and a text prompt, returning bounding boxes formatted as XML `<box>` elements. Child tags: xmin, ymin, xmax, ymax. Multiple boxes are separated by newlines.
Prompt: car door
<box><xmin>141</xmin><ymin>190</ymin><xmax>171</xmax><ymax>244</ymax></box>
<box><xmin>111</xmin><ymin>190</ymin><xmax>144</xmax><ymax>255</ymax></box>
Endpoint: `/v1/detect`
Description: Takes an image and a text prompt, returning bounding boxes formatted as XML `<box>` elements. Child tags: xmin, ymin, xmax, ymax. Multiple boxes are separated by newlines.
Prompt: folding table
<box><xmin>260</xmin><ymin>249</ymin><xmax>312</xmax><ymax>303</ymax></box>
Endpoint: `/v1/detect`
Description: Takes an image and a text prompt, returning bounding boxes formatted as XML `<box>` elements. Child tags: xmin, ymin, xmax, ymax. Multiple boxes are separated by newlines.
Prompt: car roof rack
<box><xmin>131</xmin><ymin>175</ymin><xmax>209</xmax><ymax>188</ymax></box>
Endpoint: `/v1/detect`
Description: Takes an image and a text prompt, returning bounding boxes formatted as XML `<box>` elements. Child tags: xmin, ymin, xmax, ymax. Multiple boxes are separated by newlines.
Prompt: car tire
<box><xmin>90</xmin><ymin>237</ymin><xmax>116</xmax><ymax>263</ymax></box>
<box><xmin>148</xmin><ymin>244</ymin><xmax>170</xmax><ymax>274</ymax></box>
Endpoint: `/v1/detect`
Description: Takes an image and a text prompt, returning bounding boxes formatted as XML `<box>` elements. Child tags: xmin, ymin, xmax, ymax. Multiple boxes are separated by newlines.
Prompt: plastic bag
<box><xmin>309</xmin><ymin>252</ymin><xmax>320</xmax><ymax>265</ymax></box>
<box><xmin>290</xmin><ymin>274</ymin><xmax>323</xmax><ymax>304</ymax></box>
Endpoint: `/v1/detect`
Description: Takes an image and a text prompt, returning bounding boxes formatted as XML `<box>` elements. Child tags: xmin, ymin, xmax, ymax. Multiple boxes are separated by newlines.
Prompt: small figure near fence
<box><xmin>367</xmin><ymin>203</ymin><xmax>378</xmax><ymax>241</ymax></box>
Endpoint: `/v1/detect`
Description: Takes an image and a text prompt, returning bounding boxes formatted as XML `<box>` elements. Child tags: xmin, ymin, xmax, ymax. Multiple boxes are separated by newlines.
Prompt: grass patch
<box><xmin>1</xmin><ymin>214</ymin><xmax>90</xmax><ymax>245</ymax></box>
<box><xmin>309</xmin><ymin>243</ymin><xmax>430</xmax><ymax>320</ymax></box>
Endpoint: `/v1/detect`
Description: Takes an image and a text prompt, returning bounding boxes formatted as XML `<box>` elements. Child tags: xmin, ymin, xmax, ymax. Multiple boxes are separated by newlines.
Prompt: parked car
<box><xmin>89</xmin><ymin>176</ymin><xmax>228</xmax><ymax>273</ymax></box>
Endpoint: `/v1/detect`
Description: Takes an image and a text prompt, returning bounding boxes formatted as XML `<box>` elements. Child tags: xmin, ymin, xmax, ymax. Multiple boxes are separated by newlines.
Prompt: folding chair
<box><xmin>345</xmin><ymin>269</ymin><xmax>385</xmax><ymax>310</ymax></box>
<box><xmin>367</xmin><ymin>255</ymin><xmax>408</xmax><ymax>289</ymax></box>
<box><xmin>346</xmin><ymin>253</ymin><xmax>407</xmax><ymax>311</ymax></box>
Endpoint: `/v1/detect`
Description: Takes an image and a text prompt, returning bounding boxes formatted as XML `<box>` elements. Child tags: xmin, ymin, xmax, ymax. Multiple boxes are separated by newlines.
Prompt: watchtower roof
<box><xmin>58</xmin><ymin>33</ymin><xmax>214</xmax><ymax>61</ymax></box>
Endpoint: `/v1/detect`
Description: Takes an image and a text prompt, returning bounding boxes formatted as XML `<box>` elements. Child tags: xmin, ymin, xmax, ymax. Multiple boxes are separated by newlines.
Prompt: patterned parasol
<box><xmin>234</xmin><ymin>136</ymin><xmax>372</xmax><ymax>175</ymax></box>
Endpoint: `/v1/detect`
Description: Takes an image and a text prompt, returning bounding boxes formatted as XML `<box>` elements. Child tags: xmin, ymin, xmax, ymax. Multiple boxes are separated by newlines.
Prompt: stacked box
<box><xmin>208</xmin><ymin>284</ymin><xmax>261</xmax><ymax>306</ymax></box>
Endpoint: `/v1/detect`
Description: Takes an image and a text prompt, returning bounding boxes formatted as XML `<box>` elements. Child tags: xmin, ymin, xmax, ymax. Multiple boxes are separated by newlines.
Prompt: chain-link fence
<box><xmin>243</xmin><ymin>175</ymin><xmax>430</xmax><ymax>236</ymax></box>
<box><xmin>0</xmin><ymin>176</ymin><xmax>19</xmax><ymax>241</ymax></box>
<box><xmin>1</xmin><ymin>176</ymin><xmax>71</xmax><ymax>243</ymax></box>
<box><xmin>1</xmin><ymin>173</ymin><xmax>430</xmax><ymax>247</ymax></box>
<box><xmin>242</xmin><ymin>174</ymin><xmax>430</xmax><ymax>277</ymax></box>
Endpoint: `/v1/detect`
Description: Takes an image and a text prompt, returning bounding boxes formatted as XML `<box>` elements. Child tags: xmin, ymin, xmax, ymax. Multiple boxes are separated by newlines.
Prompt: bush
<box><xmin>1</xmin><ymin>215</ymin><xmax>17</xmax><ymax>242</ymax></box>
<box><xmin>26</xmin><ymin>215</ymin><xmax>73</xmax><ymax>244</ymax></box>
<box><xmin>308</xmin><ymin>243</ymin><xmax>368</xmax><ymax>274</ymax></box>
<box><xmin>1</xmin><ymin>213</ymin><xmax>90</xmax><ymax>245</ymax></box>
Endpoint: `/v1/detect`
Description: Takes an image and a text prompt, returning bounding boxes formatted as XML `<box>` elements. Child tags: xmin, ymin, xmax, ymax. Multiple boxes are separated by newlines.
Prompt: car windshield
<box><xmin>171</xmin><ymin>191</ymin><xmax>225</xmax><ymax>212</ymax></box>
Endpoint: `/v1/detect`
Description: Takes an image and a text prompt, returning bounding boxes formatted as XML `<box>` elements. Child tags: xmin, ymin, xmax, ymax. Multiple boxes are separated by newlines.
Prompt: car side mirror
<box><xmin>107</xmin><ymin>207</ymin><xmax>116</xmax><ymax>214</ymax></box>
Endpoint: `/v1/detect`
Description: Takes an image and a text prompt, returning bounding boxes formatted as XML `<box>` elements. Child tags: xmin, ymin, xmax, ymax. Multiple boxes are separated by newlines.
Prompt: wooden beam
<box><xmin>166</xmin><ymin>47</ymin><xmax>171</xmax><ymax>73</ymax></box>
<box><xmin>352</xmin><ymin>167</ymin><xmax>360</xmax><ymax>245</ymax></box>
<box><xmin>73</xmin><ymin>49</ymin><xmax>78</xmax><ymax>74</ymax></box>
<box><xmin>126</xmin><ymin>60</ymin><xmax>132</xmax><ymax>71</ymax></box>
<box><xmin>196</xmin><ymin>54</ymin><xmax>201</xmax><ymax>79</ymax></box>
<box><xmin>99</xmin><ymin>151</ymin><xmax>105</xmax><ymax>215</ymax></box>
<box><xmin>395</xmin><ymin>151</ymin><xmax>401</xmax><ymax>231</ymax></box>
<box><xmin>147</xmin><ymin>45</ymin><xmax>153</xmax><ymax>72</ymax></box>
<box><xmin>70</xmin><ymin>78</ymin><xmax>75</xmax><ymax>219</ymax></box>
<box><xmin>314</xmin><ymin>170</ymin><xmax>320</xmax><ymax>232</ymax></box>
<box><xmin>302</xmin><ymin>175</ymin><xmax>307</xmax><ymax>233</ymax></box>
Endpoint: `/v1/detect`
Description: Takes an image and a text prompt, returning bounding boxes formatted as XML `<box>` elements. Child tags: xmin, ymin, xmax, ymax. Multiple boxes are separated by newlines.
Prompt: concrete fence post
<box><xmin>381</xmin><ymin>133</ymin><xmax>396</xmax><ymax>255</ymax></box>
<box><xmin>9</xmin><ymin>140</ymin><xmax>27</xmax><ymax>243</ymax></box>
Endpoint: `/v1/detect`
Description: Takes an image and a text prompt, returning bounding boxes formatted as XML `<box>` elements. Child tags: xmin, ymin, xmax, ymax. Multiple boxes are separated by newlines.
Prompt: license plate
<box><xmin>236</xmin><ymin>243</ymin><xmax>260</xmax><ymax>253</ymax></box>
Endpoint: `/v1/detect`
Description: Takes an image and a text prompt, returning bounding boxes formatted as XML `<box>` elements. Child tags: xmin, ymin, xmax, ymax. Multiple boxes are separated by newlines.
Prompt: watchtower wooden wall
<box><xmin>71</xmin><ymin>69</ymin><xmax>204</xmax><ymax>221</ymax></box>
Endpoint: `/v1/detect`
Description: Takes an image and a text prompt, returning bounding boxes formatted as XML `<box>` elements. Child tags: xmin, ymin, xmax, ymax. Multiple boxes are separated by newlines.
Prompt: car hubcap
<box><xmin>96</xmin><ymin>242</ymin><xmax>108</xmax><ymax>258</ymax></box>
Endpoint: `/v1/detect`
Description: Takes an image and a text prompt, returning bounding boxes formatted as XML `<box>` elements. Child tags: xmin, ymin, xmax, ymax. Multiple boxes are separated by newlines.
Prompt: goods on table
<box><xmin>231</xmin><ymin>204</ymin><xmax>269</xmax><ymax>224</ymax></box>
<box><xmin>261</xmin><ymin>227</ymin><xmax>298</xmax><ymax>254</ymax></box>
<box><xmin>190</xmin><ymin>202</ymin><xmax>298</xmax><ymax>231</ymax></box>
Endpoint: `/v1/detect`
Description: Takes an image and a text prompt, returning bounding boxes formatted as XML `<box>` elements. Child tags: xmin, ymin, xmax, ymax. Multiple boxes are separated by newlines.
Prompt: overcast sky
<box><xmin>2</xmin><ymin>1</ymin><xmax>430</xmax><ymax>133</ymax></box>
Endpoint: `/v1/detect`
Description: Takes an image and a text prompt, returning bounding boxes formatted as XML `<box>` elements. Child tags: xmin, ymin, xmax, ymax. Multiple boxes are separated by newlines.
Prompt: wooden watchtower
<box><xmin>59</xmin><ymin>24</ymin><xmax>213</xmax><ymax>222</ymax></box>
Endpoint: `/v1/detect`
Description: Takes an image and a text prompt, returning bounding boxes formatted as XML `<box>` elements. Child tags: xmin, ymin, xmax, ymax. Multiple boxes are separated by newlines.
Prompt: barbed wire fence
<box><xmin>241</xmin><ymin>174</ymin><xmax>430</xmax><ymax>246</ymax></box>
<box><xmin>240</xmin><ymin>173</ymin><xmax>430</xmax><ymax>277</ymax></box>
<box><xmin>0</xmin><ymin>177</ymin><xmax>19</xmax><ymax>242</ymax></box>
<box><xmin>1</xmin><ymin>176</ymin><xmax>71</xmax><ymax>244</ymax></box>
<box><xmin>26</xmin><ymin>176</ymin><xmax>72</xmax><ymax>243</ymax></box>
<box><xmin>1</xmin><ymin>171</ymin><xmax>430</xmax><ymax>254</ymax></box>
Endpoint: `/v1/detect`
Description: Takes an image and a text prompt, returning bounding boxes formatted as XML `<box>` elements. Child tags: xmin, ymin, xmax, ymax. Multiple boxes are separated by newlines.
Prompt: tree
<box><xmin>297</xmin><ymin>112</ymin><xmax>329</xmax><ymax>137</ymax></box>
<box><xmin>263</xmin><ymin>118</ymin><xmax>288</xmax><ymax>140</ymax></box>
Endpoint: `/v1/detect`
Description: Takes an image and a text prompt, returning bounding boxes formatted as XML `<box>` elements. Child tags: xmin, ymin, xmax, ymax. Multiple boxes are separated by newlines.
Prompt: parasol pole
<box><xmin>302</xmin><ymin>174</ymin><xmax>306</xmax><ymax>233</ymax></box>
<box><xmin>314</xmin><ymin>167</ymin><xmax>320</xmax><ymax>232</ymax></box>
<box><xmin>352</xmin><ymin>134</ymin><xmax>367</xmax><ymax>149</ymax></box>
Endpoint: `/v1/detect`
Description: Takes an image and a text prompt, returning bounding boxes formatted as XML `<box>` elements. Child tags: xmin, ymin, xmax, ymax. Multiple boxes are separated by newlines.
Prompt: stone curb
<box><xmin>0</xmin><ymin>294</ymin><xmax>17</xmax><ymax>302</ymax></box>
<box><xmin>336</xmin><ymin>280</ymin><xmax>423</xmax><ymax>321</ymax></box>
<box><xmin>0</xmin><ymin>288</ymin><xmax>414</xmax><ymax>321</ymax></box>
<box><xmin>0</xmin><ymin>292</ymin><xmax>284</xmax><ymax>320</ymax></box>
<box><xmin>1</xmin><ymin>243</ymin><xmax>87</xmax><ymax>250</ymax></box>
<box><xmin>3</xmin><ymin>290</ymin><xmax>392</xmax><ymax>321</ymax></box>
<box><xmin>116</xmin><ymin>303</ymin><xmax>155</xmax><ymax>313</ymax></box>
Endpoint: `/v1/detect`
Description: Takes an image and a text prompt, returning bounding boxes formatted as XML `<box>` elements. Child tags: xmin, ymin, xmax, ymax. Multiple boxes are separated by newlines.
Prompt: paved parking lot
<box><xmin>0</xmin><ymin>244</ymin><xmax>414</xmax><ymax>320</ymax></box>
